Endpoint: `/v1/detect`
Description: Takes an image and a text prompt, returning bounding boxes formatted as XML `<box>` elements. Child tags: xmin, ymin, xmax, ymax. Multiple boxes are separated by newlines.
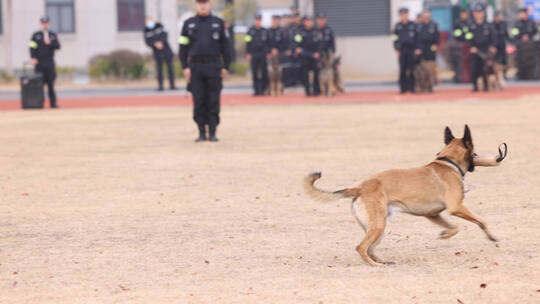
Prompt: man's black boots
<box><xmin>208</xmin><ymin>125</ymin><xmax>219</xmax><ymax>142</ymax></box>
<box><xmin>195</xmin><ymin>124</ymin><xmax>207</xmax><ymax>142</ymax></box>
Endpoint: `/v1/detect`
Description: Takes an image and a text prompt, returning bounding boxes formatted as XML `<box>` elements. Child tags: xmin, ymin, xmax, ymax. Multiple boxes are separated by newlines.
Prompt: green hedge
<box><xmin>89</xmin><ymin>50</ymin><xmax>149</xmax><ymax>80</ymax></box>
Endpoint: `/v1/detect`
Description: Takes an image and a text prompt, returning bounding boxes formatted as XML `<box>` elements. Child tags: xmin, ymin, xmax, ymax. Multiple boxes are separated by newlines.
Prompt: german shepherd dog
<box><xmin>318</xmin><ymin>52</ymin><xmax>336</xmax><ymax>96</ymax></box>
<box><xmin>305</xmin><ymin>125</ymin><xmax>507</xmax><ymax>266</ymax></box>
<box><xmin>413</xmin><ymin>55</ymin><xmax>433</xmax><ymax>93</ymax></box>
<box><xmin>478</xmin><ymin>51</ymin><xmax>503</xmax><ymax>91</ymax></box>
<box><xmin>332</xmin><ymin>55</ymin><xmax>344</xmax><ymax>93</ymax></box>
<box><xmin>267</xmin><ymin>51</ymin><xmax>283</xmax><ymax>96</ymax></box>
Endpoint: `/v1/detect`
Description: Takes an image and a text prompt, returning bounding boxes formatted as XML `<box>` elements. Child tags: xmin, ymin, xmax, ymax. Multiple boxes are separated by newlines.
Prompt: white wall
<box><xmin>1</xmin><ymin>0</ymin><xmax>178</xmax><ymax>71</ymax></box>
<box><xmin>336</xmin><ymin>36</ymin><xmax>397</xmax><ymax>76</ymax></box>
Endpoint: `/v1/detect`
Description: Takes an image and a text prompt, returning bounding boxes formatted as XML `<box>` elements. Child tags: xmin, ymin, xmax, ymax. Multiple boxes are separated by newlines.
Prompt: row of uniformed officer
<box><xmin>179</xmin><ymin>0</ymin><xmax>231</xmax><ymax>142</ymax></box>
<box><xmin>29</xmin><ymin>17</ymin><xmax>61</xmax><ymax>108</ymax></box>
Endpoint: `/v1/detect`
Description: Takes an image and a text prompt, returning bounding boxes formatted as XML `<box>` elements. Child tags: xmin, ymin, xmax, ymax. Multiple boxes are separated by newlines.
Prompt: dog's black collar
<box><xmin>436</xmin><ymin>157</ymin><xmax>466</xmax><ymax>178</ymax></box>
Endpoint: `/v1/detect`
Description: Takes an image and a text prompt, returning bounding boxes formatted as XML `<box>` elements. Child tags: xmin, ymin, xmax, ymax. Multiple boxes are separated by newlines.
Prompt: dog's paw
<box><xmin>440</xmin><ymin>229</ymin><xmax>458</xmax><ymax>239</ymax></box>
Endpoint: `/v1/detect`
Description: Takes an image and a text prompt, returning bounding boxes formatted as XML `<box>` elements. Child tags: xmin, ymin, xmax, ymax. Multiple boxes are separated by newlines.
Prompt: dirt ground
<box><xmin>1</xmin><ymin>97</ymin><xmax>539</xmax><ymax>303</ymax></box>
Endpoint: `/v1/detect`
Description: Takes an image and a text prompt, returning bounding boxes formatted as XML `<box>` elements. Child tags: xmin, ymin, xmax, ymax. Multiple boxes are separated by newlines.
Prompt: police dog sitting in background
<box><xmin>318</xmin><ymin>52</ymin><xmax>336</xmax><ymax>96</ymax></box>
<box><xmin>305</xmin><ymin>125</ymin><xmax>508</xmax><ymax>266</ymax></box>
<box><xmin>267</xmin><ymin>49</ymin><xmax>283</xmax><ymax>96</ymax></box>
<box><xmin>478</xmin><ymin>51</ymin><xmax>503</xmax><ymax>91</ymax></box>
<box><xmin>413</xmin><ymin>55</ymin><xmax>433</xmax><ymax>93</ymax></box>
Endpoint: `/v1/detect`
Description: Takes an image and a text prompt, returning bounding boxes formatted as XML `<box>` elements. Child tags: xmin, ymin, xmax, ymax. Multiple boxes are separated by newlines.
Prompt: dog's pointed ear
<box><xmin>463</xmin><ymin>124</ymin><xmax>473</xmax><ymax>147</ymax></box>
<box><xmin>444</xmin><ymin>126</ymin><xmax>455</xmax><ymax>145</ymax></box>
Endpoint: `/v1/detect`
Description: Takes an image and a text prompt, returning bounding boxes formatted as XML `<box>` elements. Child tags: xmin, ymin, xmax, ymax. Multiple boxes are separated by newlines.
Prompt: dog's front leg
<box><xmin>449</xmin><ymin>204</ymin><xmax>498</xmax><ymax>242</ymax></box>
<box><xmin>426</xmin><ymin>214</ymin><xmax>458</xmax><ymax>239</ymax></box>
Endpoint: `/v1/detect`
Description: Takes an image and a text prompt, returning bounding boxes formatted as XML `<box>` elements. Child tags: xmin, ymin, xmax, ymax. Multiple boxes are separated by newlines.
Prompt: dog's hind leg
<box><xmin>355</xmin><ymin>182</ymin><xmax>389</xmax><ymax>266</ymax></box>
<box><xmin>449</xmin><ymin>204</ymin><xmax>497</xmax><ymax>242</ymax></box>
<box><xmin>350</xmin><ymin>198</ymin><xmax>367</xmax><ymax>232</ymax></box>
<box><xmin>426</xmin><ymin>214</ymin><xmax>458</xmax><ymax>239</ymax></box>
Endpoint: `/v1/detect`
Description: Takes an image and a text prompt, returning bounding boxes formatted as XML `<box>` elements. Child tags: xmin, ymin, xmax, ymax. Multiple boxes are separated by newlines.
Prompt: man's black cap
<box><xmin>519</xmin><ymin>8</ymin><xmax>528</xmax><ymax>13</ymax></box>
<box><xmin>195</xmin><ymin>0</ymin><xmax>209</xmax><ymax>2</ymax></box>
<box><xmin>316</xmin><ymin>12</ymin><xmax>326</xmax><ymax>18</ymax></box>
<box><xmin>303</xmin><ymin>14</ymin><xmax>313</xmax><ymax>20</ymax></box>
<box><xmin>472</xmin><ymin>2</ymin><xmax>485</xmax><ymax>11</ymax></box>
<box><xmin>272</xmin><ymin>14</ymin><xmax>281</xmax><ymax>19</ymax></box>
<box><xmin>398</xmin><ymin>7</ymin><xmax>409</xmax><ymax>14</ymax></box>
<box><xmin>40</xmin><ymin>16</ymin><xmax>50</xmax><ymax>23</ymax></box>
<box><xmin>254</xmin><ymin>13</ymin><xmax>262</xmax><ymax>19</ymax></box>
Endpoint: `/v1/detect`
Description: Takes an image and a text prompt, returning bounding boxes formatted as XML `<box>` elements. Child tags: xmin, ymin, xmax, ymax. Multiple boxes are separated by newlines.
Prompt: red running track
<box><xmin>2</xmin><ymin>86</ymin><xmax>540</xmax><ymax>110</ymax></box>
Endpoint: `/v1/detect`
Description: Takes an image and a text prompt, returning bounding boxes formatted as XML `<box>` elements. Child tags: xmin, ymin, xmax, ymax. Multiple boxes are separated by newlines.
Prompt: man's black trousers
<box><xmin>470</xmin><ymin>53</ymin><xmax>487</xmax><ymax>91</ymax></box>
<box><xmin>250</xmin><ymin>56</ymin><xmax>268</xmax><ymax>95</ymax></box>
<box><xmin>35</xmin><ymin>61</ymin><xmax>57</xmax><ymax>107</ymax></box>
<box><xmin>301</xmin><ymin>56</ymin><xmax>320</xmax><ymax>96</ymax></box>
<box><xmin>155</xmin><ymin>54</ymin><xmax>175</xmax><ymax>89</ymax></box>
<box><xmin>190</xmin><ymin>63</ymin><xmax>222</xmax><ymax>131</ymax></box>
<box><xmin>399</xmin><ymin>48</ymin><xmax>415</xmax><ymax>93</ymax></box>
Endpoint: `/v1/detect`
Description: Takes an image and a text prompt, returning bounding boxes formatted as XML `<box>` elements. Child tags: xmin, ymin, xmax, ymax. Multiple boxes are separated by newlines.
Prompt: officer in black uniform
<box><xmin>29</xmin><ymin>17</ymin><xmax>61</xmax><ymax>108</ymax></box>
<box><xmin>416</xmin><ymin>9</ymin><xmax>440</xmax><ymax>87</ymax></box>
<box><xmin>451</xmin><ymin>9</ymin><xmax>471</xmax><ymax>83</ymax></box>
<box><xmin>285</xmin><ymin>13</ymin><xmax>302</xmax><ymax>87</ymax></box>
<box><xmin>315</xmin><ymin>13</ymin><xmax>335</xmax><ymax>55</ymax></box>
<box><xmin>294</xmin><ymin>15</ymin><xmax>321</xmax><ymax>96</ymax></box>
<box><xmin>179</xmin><ymin>0</ymin><xmax>231</xmax><ymax>142</ymax></box>
<box><xmin>512</xmin><ymin>8</ymin><xmax>538</xmax><ymax>80</ymax></box>
<box><xmin>268</xmin><ymin>15</ymin><xmax>288</xmax><ymax>54</ymax></box>
<box><xmin>144</xmin><ymin>16</ymin><xmax>176</xmax><ymax>91</ymax></box>
<box><xmin>492</xmin><ymin>10</ymin><xmax>510</xmax><ymax>79</ymax></box>
<box><xmin>393</xmin><ymin>8</ymin><xmax>421</xmax><ymax>94</ymax></box>
<box><xmin>466</xmin><ymin>3</ymin><xmax>497</xmax><ymax>92</ymax></box>
<box><xmin>245</xmin><ymin>14</ymin><xmax>269</xmax><ymax>96</ymax></box>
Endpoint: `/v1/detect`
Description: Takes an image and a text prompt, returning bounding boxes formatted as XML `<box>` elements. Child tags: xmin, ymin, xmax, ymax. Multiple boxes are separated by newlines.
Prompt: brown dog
<box><xmin>305</xmin><ymin>125</ymin><xmax>507</xmax><ymax>266</ymax></box>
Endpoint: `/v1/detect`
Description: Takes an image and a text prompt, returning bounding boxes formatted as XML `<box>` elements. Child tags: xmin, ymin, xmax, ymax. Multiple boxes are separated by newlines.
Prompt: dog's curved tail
<box><xmin>304</xmin><ymin>172</ymin><xmax>359</xmax><ymax>202</ymax></box>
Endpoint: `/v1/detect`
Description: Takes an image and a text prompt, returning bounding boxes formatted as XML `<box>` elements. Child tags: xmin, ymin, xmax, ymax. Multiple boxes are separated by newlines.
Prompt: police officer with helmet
<box><xmin>179</xmin><ymin>0</ymin><xmax>231</xmax><ymax>142</ymax></box>
<box><xmin>512</xmin><ymin>8</ymin><xmax>538</xmax><ymax>80</ymax></box>
<box><xmin>294</xmin><ymin>15</ymin><xmax>321</xmax><ymax>96</ymax></box>
<box><xmin>144</xmin><ymin>16</ymin><xmax>176</xmax><ymax>91</ymax></box>
<box><xmin>393</xmin><ymin>7</ymin><xmax>421</xmax><ymax>94</ymax></box>
<box><xmin>466</xmin><ymin>3</ymin><xmax>497</xmax><ymax>92</ymax></box>
<box><xmin>29</xmin><ymin>16</ymin><xmax>61</xmax><ymax>108</ymax></box>
<box><xmin>245</xmin><ymin>14</ymin><xmax>269</xmax><ymax>96</ymax></box>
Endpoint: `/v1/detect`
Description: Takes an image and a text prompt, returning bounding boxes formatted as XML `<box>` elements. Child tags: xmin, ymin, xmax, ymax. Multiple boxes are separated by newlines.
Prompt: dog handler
<box><xmin>179</xmin><ymin>0</ymin><xmax>231</xmax><ymax>142</ymax></box>
<box><xmin>29</xmin><ymin>17</ymin><xmax>61</xmax><ymax>108</ymax></box>
<box><xmin>393</xmin><ymin>7</ymin><xmax>421</xmax><ymax>94</ymax></box>
<box><xmin>466</xmin><ymin>3</ymin><xmax>498</xmax><ymax>92</ymax></box>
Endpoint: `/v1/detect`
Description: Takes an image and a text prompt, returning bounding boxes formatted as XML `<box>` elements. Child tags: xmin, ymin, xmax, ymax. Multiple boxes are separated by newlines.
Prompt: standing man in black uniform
<box><xmin>268</xmin><ymin>15</ymin><xmax>288</xmax><ymax>54</ymax></box>
<box><xmin>29</xmin><ymin>17</ymin><xmax>61</xmax><ymax>108</ymax></box>
<box><xmin>144</xmin><ymin>16</ymin><xmax>176</xmax><ymax>91</ymax></box>
<box><xmin>416</xmin><ymin>9</ymin><xmax>440</xmax><ymax>88</ymax></box>
<box><xmin>451</xmin><ymin>9</ymin><xmax>471</xmax><ymax>83</ymax></box>
<box><xmin>393</xmin><ymin>8</ymin><xmax>421</xmax><ymax>94</ymax></box>
<box><xmin>245</xmin><ymin>14</ymin><xmax>269</xmax><ymax>96</ymax></box>
<box><xmin>294</xmin><ymin>15</ymin><xmax>321</xmax><ymax>96</ymax></box>
<box><xmin>285</xmin><ymin>13</ymin><xmax>302</xmax><ymax>87</ymax></box>
<box><xmin>512</xmin><ymin>8</ymin><xmax>538</xmax><ymax>80</ymax></box>
<box><xmin>315</xmin><ymin>13</ymin><xmax>335</xmax><ymax>56</ymax></box>
<box><xmin>492</xmin><ymin>11</ymin><xmax>510</xmax><ymax>80</ymax></box>
<box><xmin>466</xmin><ymin>3</ymin><xmax>497</xmax><ymax>92</ymax></box>
<box><xmin>179</xmin><ymin>0</ymin><xmax>231</xmax><ymax>142</ymax></box>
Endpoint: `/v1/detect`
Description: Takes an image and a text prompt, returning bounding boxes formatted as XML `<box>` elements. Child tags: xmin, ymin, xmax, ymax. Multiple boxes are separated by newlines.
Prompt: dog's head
<box><xmin>438</xmin><ymin>125</ymin><xmax>476</xmax><ymax>172</ymax></box>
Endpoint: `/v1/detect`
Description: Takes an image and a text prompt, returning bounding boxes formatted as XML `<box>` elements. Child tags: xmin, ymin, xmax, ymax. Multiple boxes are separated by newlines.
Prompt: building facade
<box><xmin>0</xmin><ymin>0</ymin><xmax>178</xmax><ymax>73</ymax></box>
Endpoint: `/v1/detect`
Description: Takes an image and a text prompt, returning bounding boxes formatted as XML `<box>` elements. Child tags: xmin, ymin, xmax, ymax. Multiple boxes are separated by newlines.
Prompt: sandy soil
<box><xmin>1</xmin><ymin>97</ymin><xmax>539</xmax><ymax>303</ymax></box>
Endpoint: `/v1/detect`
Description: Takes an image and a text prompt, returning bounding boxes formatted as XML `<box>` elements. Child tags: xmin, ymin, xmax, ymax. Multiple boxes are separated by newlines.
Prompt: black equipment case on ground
<box><xmin>20</xmin><ymin>62</ymin><xmax>44</xmax><ymax>109</ymax></box>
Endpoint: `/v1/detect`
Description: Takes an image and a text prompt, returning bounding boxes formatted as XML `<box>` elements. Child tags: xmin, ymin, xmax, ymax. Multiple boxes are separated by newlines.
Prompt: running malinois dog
<box><xmin>305</xmin><ymin>125</ymin><xmax>508</xmax><ymax>266</ymax></box>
